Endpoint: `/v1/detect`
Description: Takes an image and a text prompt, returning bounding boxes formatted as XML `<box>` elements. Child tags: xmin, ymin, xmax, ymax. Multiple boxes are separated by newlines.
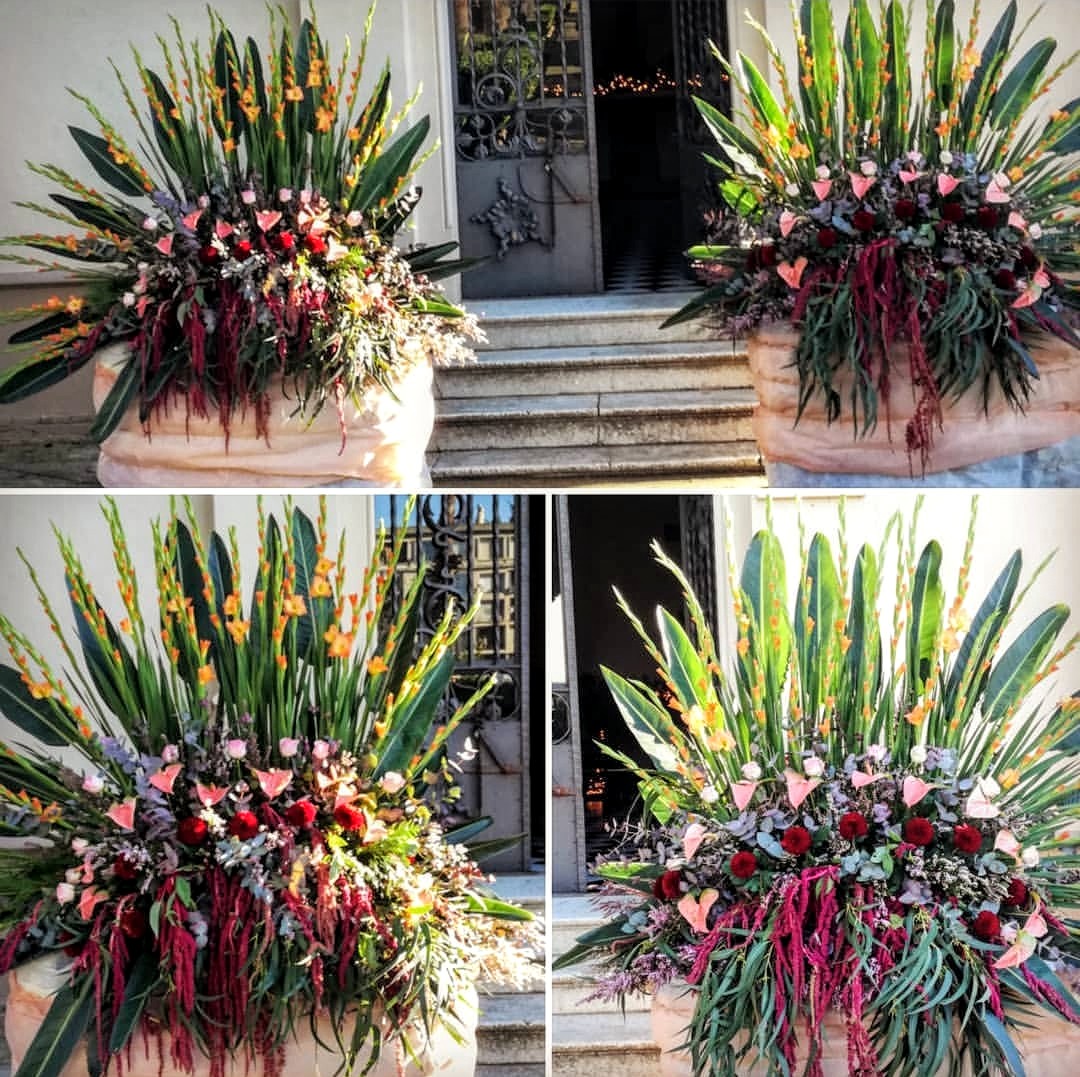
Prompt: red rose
<box><xmin>286</xmin><ymin>800</ymin><xmax>317</xmax><ymax>828</ymax></box>
<box><xmin>1019</xmin><ymin>245</ymin><xmax>1039</xmax><ymax>270</ymax></box>
<box><xmin>730</xmin><ymin>850</ymin><xmax>758</xmax><ymax>880</ymax></box>
<box><xmin>333</xmin><ymin>803</ymin><xmax>367</xmax><ymax>832</ymax></box>
<box><xmin>780</xmin><ymin>825</ymin><xmax>812</xmax><ymax>856</ymax></box>
<box><xmin>838</xmin><ymin>812</ymin><xmax>868</xmax><ymax>841</ymax></box>
<box><xmin>275</xmin><ymin>231</ymin><xmax>296</xmax><ymax>252</ymax></box>
<box><xmin>198</xmin><ymin>244</ymin><xmax>220</xmax><ymax>265</ymax></box>
<box><xmin>759</xmin><ymin>244</ymin><xmax>778</xmax><ymax>268</ymax></box>
<box><xmin>977</xmin><ymin>205</ymin><xmax>1000</xmax><ymax>230</ymax></box>
<box><xmin>953</xmin><ymin>824</ymin><xmax>983</xmax><ymax>854</ymax></box>
<box><xmin>817</xmin><ymin>227</ymin><xmax>838</xmax><ymax>249</ymax></box>
<box><xmin>853</xmin><ymin>210</ymin><xmax>876</xmax><ymax>232</ymax></box>
<box><xmin>233</xmin><ymin>239</ymin><xmax>253</xmax><ymax>260</ymax></box>
<box><xmin>994</xmin><ymin>269</ymin><xmax>1018</xmax><ymax>290</ymax></box>
<box><xmin>1005</xmin><ymin>878</ymin><xmax>1029</xmax><ymax>908</ymax></box>
<box><xmin>305</xmin><ymin>233</ymin><xmax>327</xmax><ymax>255</ymax></box>
<box><xmin>652</xmin><ymin>870</ymin><xmax>683</xmax><ymax>901</ymax></box>
<box><xmin>971</xmin><ymin>910</ymin><xmax>1001</xmax><ymax>941</ymax></box>
<box><xmin>745</xmin><ymin>248</ymin><xmax>761</xmax><ymax>273</ymax></box>
<box><xmin>118</xmin><ymin>906</ymin><xmax>148</xmax><ymax>939</ymax></box>
<box><xmin>112</xmin><ymin>856</ymin><xmax>138</xmax><ymax>881</ymax></box>
<box><xmin>177</xmin><ymin>816</ymin><xmax>208</xmax><ymax>846</ymax></box>
<box><xmin>228</xmin><ymin>810</ymin><xmax>259</xmax><ymax>840</ymax></box>
<box><xmin>903</xmin><ymin>817</ymin><xmax>934</xmax><ymax>846</ymax></box>
<box><xmin>894</xmin><ymin>199</ymin><xmax>917</xmax><ymax>221</ymax></box>
<box><xmin>941</xmin><ymin>202</ymin><xmax>966</xmax><ymax>223</ymax></box>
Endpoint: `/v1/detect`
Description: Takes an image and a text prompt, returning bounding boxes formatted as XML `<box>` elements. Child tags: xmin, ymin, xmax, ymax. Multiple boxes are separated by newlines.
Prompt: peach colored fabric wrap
<box><xmin>5</xmin><ymin>955</ymin><xmax>478</xmax><ymax>1077</ymax></box>
<box><xmin>92</xmin><ymin>344</ymin><xmax>434</xmax><ymax>487</ymax></box>
<box><xmin>749</xmin><ymin>325</ymin><xmax>1080</xmax><ymax>476</ymax></box>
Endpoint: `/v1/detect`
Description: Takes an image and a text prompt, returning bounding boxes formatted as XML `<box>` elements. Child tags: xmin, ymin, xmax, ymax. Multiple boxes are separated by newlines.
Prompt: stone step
<box><xmin>552</xmin><ymin>893</ymin><xmax>602</xmax><ymax>958</ymax></box>
<box><xmin>476</xmin><ymin>990</ymin><xmax>547</xmax><ymax>1068</ymax></box>
<box><xmin>432</xmin><ymin>388</ymin><xmax>756</xmax><ymax>453</ymax></box>
<box><xmin>552</xmin><ymin>1010</ymin><xmax>659</xmax><ymax>1077</ymax></box>
<box><xmin>430</xmin><ymin>439</ymin><xmax>764</xmax><ymax>487</ymax></box>
<box><xmin>436</xmin><ymin>339</ymin><xmax>750</xmax><ymax>397</ymax></box>
<box><xmin>473</xmin><ymin>292</ymin><xmax>710</xmax><ymax>350</ymax></box>
<box><xmin>554</xmin><ymin>971</ymin><xmax>651</xmax><ymax>1016</ymax></box>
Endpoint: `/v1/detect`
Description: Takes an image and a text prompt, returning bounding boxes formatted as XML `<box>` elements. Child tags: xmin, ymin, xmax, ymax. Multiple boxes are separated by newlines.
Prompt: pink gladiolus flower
<box><xmin>254</xmin><ymin>768</ymin><xmax>293</xmax><ymax>798</ymax></box>
<box><xmin>278</xmin><ymin>188</ymin><xmax>293</xmax><ymax>203</ymax></box>
<box><xmin>195</xmin><ymin>783</ymin><xmax>229</xmax><ymax>807</ymax></box>
<box><xmin>148</xmin><ymin>763</ymin><xmax>182</xmax><ymax>794</ymax></box>
<box><xmin>783</xmin><ymin>768</ymin><xmax>820</xmax><ymax>809</ymax></box>
<box><xmin>106</xmin><ymin>798</ymin><xmax>136</xmax><ymax>830</ymax></box>
<box><xmin>82</xmin><ymin>774</ymin><xmax>105</xmax><ymax>795</ymax></box>
<box><xmin>299</xmin><ymin>188</ymin><xmax>312</xmax><ymax>205</ymax></box>
<box><xmin>155</xmin><ymin>234</ymin><xmax>174</xmax><ymax>256</ymax></box>
<box><xmin>345</xmin><ymin>210</ymin><xmax>364</xmax><ymax>228</ymax></box>
<box><xmin>79</xmin><ymin>887</ymin><xmax>108</xmax><ymax>921</ymax></box>
<box><xmin>312</xmin><ymin>740</ymin><xmax>331</xmax><ymax>761</ymax></box>
<box><xmin>678</xmin><ymin>889</ymin><xmax>718</xmax><ymax>933</ymax></box>
<box><xmin>683</xmin><ymin>822</ymin><xmax>707</xmax><ymax>859</ymax></box>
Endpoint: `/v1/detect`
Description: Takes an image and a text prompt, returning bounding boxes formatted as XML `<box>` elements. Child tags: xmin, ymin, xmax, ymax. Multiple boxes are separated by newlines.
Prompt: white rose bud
<box><xmin>161</xmin><ymin>744</ymin><xmax>179</xmax><ymax>763</ymax></box>
<box><xmin>866</xmin><ymin>743</ymin><xmax>887</xmax><ymax>762</ymax></box>
<box><xmin>816</xmin><ymin>165</ymin><xmax>831</xmax><ymax>180</ymax></box>
<box><xmin>379</xmin><ymin>771</ymin><xmax>406</xmax><ymax>795</ymax></box>
<box><xmin>860</xmin><ymin>160</ymin><xmax>878</xmax><ymax>176</ymax></box>
<box><xmin>1021</xmin><ymin>846</ymin><xmax>1040</xmax><ymax>868</ymax></box>
<box><xmin>82</xmin><ymin>774</ymin><xmax>105</xmax><ymax>795</ymax></box>
<box><xmin>785</xmin><ymin>183</ymin><xmax>801</xmax><ymax>197</ymax></box>
<box><xmin>940</xmin><ymin>151</ymin><xmax>954</xmax><ymax>166</ymax></box>
<box><xmin>700</xmin><ymin>785</ymin><xmax>719</xmax><ymax>804</ymax></box>
<box><xmin>741</xmin><ymin>762</ymin><xmax>762</xmax><ymax>781</ymax></box>
<box><xmin>803</xmin><ymin>756</ymin><xmax>824</xmax><ymax>777</ymax></box>
<box><xmin>55</xmin><ymin>883</ymin><xmax>75</xmax><ymax>905</ymax></box>
<box><xmin>71</xmin><ymin>838</ymin><xmax>88</xmax><ymax>855</ymax></box>
<box><xmin>122</xmin><ymin>292</ymin><xmax>136</xmax><ymax>308</ymax></box>
<box><xmin>1030</xmin><ymin>223</ymin><xmax>1043</xmax><ymax>240</ymax></box>
<box><xmin>910</xmin><ymin>745</ymin><xmax>928</xmax><ymax>764</ymax></box>
<box><xmin>142</xmin><ymin>216</ymin><xmax>158</xmax><ymax>231</ymax></box>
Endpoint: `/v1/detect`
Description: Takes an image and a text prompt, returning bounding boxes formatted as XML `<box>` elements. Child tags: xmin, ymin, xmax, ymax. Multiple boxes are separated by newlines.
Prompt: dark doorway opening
<box><xmin>591</xmin><ymin>0</ymin><xmax>689</xmax><ymax>292</ymax></box>
<box><xmin>567</xmin><ymin>495</ymin><xmax>685</xmax><ymax>869</ymax></box>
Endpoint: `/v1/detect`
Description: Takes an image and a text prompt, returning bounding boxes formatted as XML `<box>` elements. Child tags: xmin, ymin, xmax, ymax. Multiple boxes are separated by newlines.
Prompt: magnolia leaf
<box><xmin>992</xmin><ymin>39</ymin><xmax>1057</xmax><ymax>132</ymax></box>
<box><xmin>0</xmin><ymin>664</ymin><xmax>67</xmax><ymax>745</ymax></box>
<box><xmin>67</xmin><ymin>127</ymin><xmax>145</xmax><ymax>198</ymax></box>
<box><xmin>600</xmin><ymin>666</ymin><xmax>681</xmax><ymax>773</ymax></box>
<box><xmin>983</xmin><ymin>605</ymin><xmax>1069</xmax><ymax>723</ymax></box>
<box><xmin>657</xmin><ymin>608</ymin><xmax>708</xmax><ymax>709</ymax></box>
<box><xmin>88</xmin><ymin>355</ymin><xmax>139</xmax><ymax>442</ymax></box>
<box><xmin>350</xmin><ymin>116</ymin><xmax>431</xmax><ymax>215</ymax></box>
<box><xmin>0</xmin><ymin>350</ymin><xmax>92</xmax><ymax>404</ymax></box>
<box><xmin>108</xmin><ymin>952</ymin><xmax>158</xmax><ymax>1054</ymax></box>
<box><xmin>908</xmin><ymin>540</ymin><xmax>944</xmax><ymax>692</ymax></box>
<box><xmin>13</xmin><ymin>976</ymin><xmax>94</xmax><ymax>1077</ymax></box>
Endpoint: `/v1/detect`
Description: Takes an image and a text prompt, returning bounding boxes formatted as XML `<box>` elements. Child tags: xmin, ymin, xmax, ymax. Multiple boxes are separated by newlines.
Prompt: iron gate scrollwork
<box><xmin>453</xmin><ymin>1</ymin><xmax>589</xmax><ymax>161</ymax></box>
<box><xmin>376</xmin><ymin>495</ymin><xmax>523</xmax><ymax>728</ymax></box>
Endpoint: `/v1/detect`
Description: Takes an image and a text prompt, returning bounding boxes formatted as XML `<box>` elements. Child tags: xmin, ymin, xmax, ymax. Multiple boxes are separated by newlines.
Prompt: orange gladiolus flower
<box><xmin>197</xmin><ymin>664</ymin><xmax>215</xmax><ymax>685</ymax></box>
<box><xmin>367</xmin><ymin>656</ymin><xmax>389</xmax><ymax>676</ymax></box>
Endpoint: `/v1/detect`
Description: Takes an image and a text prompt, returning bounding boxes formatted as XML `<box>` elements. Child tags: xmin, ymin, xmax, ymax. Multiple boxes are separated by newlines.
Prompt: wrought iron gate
<box><xmin>450</xmin><ymin>0</ymin><xmax>602</xmax><ymax>297</ymax></box>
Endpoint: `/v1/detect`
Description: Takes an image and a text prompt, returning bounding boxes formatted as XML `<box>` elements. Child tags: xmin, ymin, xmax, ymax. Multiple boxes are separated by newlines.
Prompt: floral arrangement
<box><xmin>0</xmin><ymin>496</ymin><xmax>538</xmax><ymax>1077</ymax></box>
<box><xmin>555</xmin><ymin>498</ymin><xmax>1080</xmax><ymax>1076</ymax></box>
<box><xmin>0</xmin><ymin>2</ymin><xmax>477</xmax><ymax>443</ymax></box>
<box><xmin>667</xmin><ymin>0</ymin><xmax>1080</xmax><ymax>462</ymax></box>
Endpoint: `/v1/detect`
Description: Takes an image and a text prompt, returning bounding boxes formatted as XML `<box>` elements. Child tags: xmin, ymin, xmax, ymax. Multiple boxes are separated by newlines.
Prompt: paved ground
<box><xmin>0</xmin><ymin>417</ymin><xmax>98</xmax><ymax>486</ymax></box>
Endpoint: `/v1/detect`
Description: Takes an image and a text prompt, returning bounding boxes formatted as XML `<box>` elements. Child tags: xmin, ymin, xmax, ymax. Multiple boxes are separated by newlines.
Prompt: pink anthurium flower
<box><xmin>851</xmin><ymin>770</ymin><xmax>885</xmax><ymax>790</ymax></box>
<box><xmin>811</xmin><ymin>179</ymin><xmax>833</xmax><ymax>201</ymax></box>
<box><xmin>849</xmin><ymin>173</ymin><xmax>876</xmax><ymax>199</ymax></box>
<box><xmin>731</xmin><ymin>780</ymin><xmax>758</xmax><ymax>811</ymax></box>
<box><xmin>195</xmin><ymin>783</ymin><xmax>229</xmax><ymax>808</ymax></box>
<box><xmin>965</xmin><ymin>777</ymin><xmax>1002</xmax><ymax>818</ymax></box>
<box><xmin>778</xmin><ymin>257</ymin><xmax>809</xmax><ymax>290</ymax></box>
<box><xmin>1011</xmin><ymin>286</ymin><xmax>1041</xmax><ymax>310</ymax></box>
<box><xmin>254</xmin><ymin>768</ymin><xmax>293</xmax><ymax>799</ymax></box>
<box><xmin>1033</xmin><ymin>268</ymin><xmax>1052</xmax><ymax>289</ymax></box>
<box><xmin>325</xmin><ymin>236</ymin><xmax>349</xmax><ymax>263</ymax></box>
<box><xmin>182</xmin><ymin>209</ymin><xmax>203</xmax><ymax>230</ymax></box>
<box><xmin>214</xmin><ymin>220</ymin><xmax>234</xmax><ymax>240</ymax></box>
<box><xmin>683</xmin><ymin>822</ymin><xmax>707</xmax><ymax>860</ymax></box>
<box><xmin>255</xmin><ymin>210</ymin><xmax>283</xmax><ymax>232</ymax></box>
<box><xmin>898</xmin><ymin>169</ymin><xmax>924</xmax><ymax>185</ymax></box>
<box><xmin>985</xmin><ymin>178</ymin><xmax>1011</xmax><ymax>204</ymax></box>
<box><xmin>79</xmin><ymin>887</ymin><xmax>108</xmax><ymax>921</ymax></box>
<box><xmin>994</xmin><ymin>828</ymin><xmax>1021</xmax><ymax>859</ymax></box>
<box><xmin>779</xmin><ymin>210</ymin><xmax>799</xmax><ymax>238</ymax></box>
<box><xmin>993</xmin><ymin>907</ymin><xmax>1049</xmax><ymax>969</ymax></box>
<box><xmin>155</xmin><ymin>234</ymin><xmax>174</xmax><ymax>256</ymax></box>
<box><xmin>901</xmin><ymin>776</ymin><xmax>935</xmax><ymax>807</ymax></box>
<box><xmin>937</xmin><ymin>174</ymin><xmax>960</xmax><ymax>197</ymax></box>
<box><xmin>106</xmin><ymin>798</ymin><xmax>136</xmax><ymax>830</ymax></box>
<box><xmin>148</xmin><ymin>764</ymin><xmax>182</xmax><ymax>795</ymax></box>
<box><xmin>678</xmin><ymin>888</ymin><xmax>718</xmax><ymax>933</ymax></box>
<box><xmin>784</xmin><ymin>768</ymin><xmax>820</xmax><ymax>809</ymax></box>
<box><xmin>1007</xmin><ymin>211</ymin><xmax>1028</xmax><ymax>232</ymax></box>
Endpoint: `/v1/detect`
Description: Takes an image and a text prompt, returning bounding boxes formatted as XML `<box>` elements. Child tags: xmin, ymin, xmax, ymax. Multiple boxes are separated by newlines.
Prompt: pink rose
<box><xmin>312</xmin><ymin>740</ymin><xmax>331</xmax><ymax>761</ymax></box>
<box><xmin>379</xmin><ymin>772</ymin><xmax>406</xmax><ymax>795</ymax></box>
<box><xmin>279</xmin><ymin>737</ymin><xmax>300</xmax><ymax>758</ymax></box>
<box><xmin>161</xmin><ymin>744</ymin><xmax>179</xmax><ymax>763</ymax></box>
<box><xmin>226</xmin><ymin>739</ymin><xmax>248</xmax><ymax>760</ymax></box>
<box><xmin>55</xmin><ymin>882</ymin><xmax>75</xmax><ymax>904</ymax></box>
<box><xmin>82</xmin><ymin>774</ymin><xmax>105</xmax><ymax>795</ymax></box>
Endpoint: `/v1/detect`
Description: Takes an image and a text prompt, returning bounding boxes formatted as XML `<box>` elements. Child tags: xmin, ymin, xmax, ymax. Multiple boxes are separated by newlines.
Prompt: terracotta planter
<box><xmin>5</xmin><ymin>954</ymin><xmax>477</xmax><ymax>1077</ymax></box>
<box><xmin>91</xmin><ymin>344</ymin><xmax>435</xmax><ymax>488</ymax></box>
<box><xmin>749</xmin><ymin>325</ymin><xmax>1080</xmax><ymax>479</ymax></box>
<box><xmin>651</xmin><ymin>980</ymin><xmax>1080</xmax><ymax>1076</ymax></box>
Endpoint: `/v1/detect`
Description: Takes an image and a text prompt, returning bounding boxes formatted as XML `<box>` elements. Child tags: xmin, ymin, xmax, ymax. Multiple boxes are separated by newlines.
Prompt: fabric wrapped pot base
<box><xmin>92</xmin><ymin>344</ymin><xmax>435</xmax><ymax>488</ymax></box>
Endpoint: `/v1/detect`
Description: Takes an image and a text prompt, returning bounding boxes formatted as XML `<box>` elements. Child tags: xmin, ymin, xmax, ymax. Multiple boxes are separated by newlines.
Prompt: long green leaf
<box><xmin>961</xmin><ymin>1</ymin><xmax>1017</xmax><ymax>140</ymax></box>
<box><xmin>0</xmin><ymin>664</ymin><xmax>68</xmax><ymax>746</ymax></box>
<box><xmin>67</xmin><ymin>127</ymin><xmax>146</xmax><ymax>198</ymax></box>
<box><xmin>600</xmin><ymin>666</ymin><xmax>681</xmax><ymax>772</ymax></box>
<box><xmin>795</xmin><ymin>534</ymin><xmax>840</xmax><ymax>702</ymax></box>
<box><xmin>738</xmin><ymin>53</ymin><xmax>789</xmax><ymax>146</ymax></box>
<box><xmin>6</xmin><ymin>313</ymin><xmax>79</xmax><ymax>347</ymax></box>
<box><xmin>350</xmin><ymin>116</ymin><xmax>431</xmax><ymax>214</ymax></box>
<box><xmin>88</xmin><ymin>356</ymin><xmax>139</xmax><ymax>443</ymax></box>
<box><xmin>907</xmin><ymin>541</ymin><xmax>944</xmax><ymax>693</ymax></box>
<box><xmin>741</xmin><ymin>530</ymin><xmax>790</xmax><ymax>688</ymax></box>
<box><xmin>108</xmin><ymin>952</ymin><xmax>158</xmax><ymax>1054</ymax></box>
<box><xmin>13</xmin><ymin>975</ymin><xmax>94</xmax><ymax>1077</ymax></box>
<box><xmin>658</xmin><ymin>609</ymin><xmax>708</xmax><ymax>709</ymax></box>
<box><xmin>883</xmin><ymin>1</ymin><xmax>911</xmax><ymax>155</ymax></box>
<box><xmin>933</xmin><ymin>0</ymin><xmax>957</xmax><ymax>110</ymax></box>
<box><xmin>982</xmin><ymin>605</ymin><xmax>1070</xmax><ymax>723</ymax></box>
<box><xmin>992</xmin><ymin>39</ymin><xmax>1057</xmax><ymax>131</ymax></box>
<box><xmin>0</xmin><ymin>350</ymin><xmax>93</xmax><ymax>403</ymax></box>
<box><xmin>289</xmin><ymin>508</ymin><xmax>321</xmax><ymax>657</ymax></box>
